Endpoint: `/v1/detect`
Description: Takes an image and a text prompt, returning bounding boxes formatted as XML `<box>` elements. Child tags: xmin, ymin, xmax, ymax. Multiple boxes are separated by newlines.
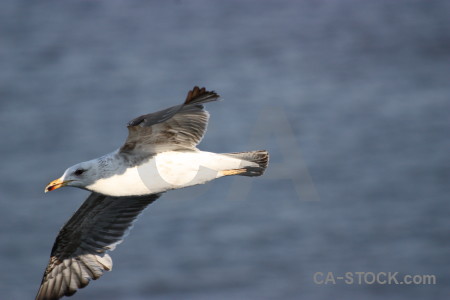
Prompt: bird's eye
<box><xmin>74</xmin><ymin>169</ymin><xmax>85</xmax><ymax>176</ymax></box>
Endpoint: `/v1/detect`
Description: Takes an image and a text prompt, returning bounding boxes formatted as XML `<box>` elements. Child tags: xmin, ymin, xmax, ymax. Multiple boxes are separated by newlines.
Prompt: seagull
<box><xmin>36</xmin><ymin>86</ymin><xmax>269</xmax><ymax>300</ymax></box>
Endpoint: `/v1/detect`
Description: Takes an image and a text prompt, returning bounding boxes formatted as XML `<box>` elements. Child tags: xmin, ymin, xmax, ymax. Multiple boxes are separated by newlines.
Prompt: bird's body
<box><xmin>37</xmin><ymin>87</ymin><xmax>268</xmax><ymax>300</ymax></box>
<box><xmin>85</xmin><ymin>149</ymin><xmax>262</xmax><ymax>196</ymax></box>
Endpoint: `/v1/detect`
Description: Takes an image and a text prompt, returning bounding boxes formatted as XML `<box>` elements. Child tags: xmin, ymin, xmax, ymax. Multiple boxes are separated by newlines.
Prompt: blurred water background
<box><xmin>0</xmin><ymin>0</ymin><xmax>449</xmax><ymax>299</ymax></box>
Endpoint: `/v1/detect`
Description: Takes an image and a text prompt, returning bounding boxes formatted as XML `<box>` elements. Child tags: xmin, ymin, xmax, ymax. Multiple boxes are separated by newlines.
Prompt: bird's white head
<box><xmin>45</xmin><ymin>160</ymin><xmax>99</xmax><ymax>193</ymax></box>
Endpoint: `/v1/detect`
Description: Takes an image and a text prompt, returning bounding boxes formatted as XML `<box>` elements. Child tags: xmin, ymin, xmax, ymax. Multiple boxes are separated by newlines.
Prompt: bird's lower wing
<box><xmin>36</xmin><ymin>192</ymin><xmax>161</xmax><ymax>300</ymax></box>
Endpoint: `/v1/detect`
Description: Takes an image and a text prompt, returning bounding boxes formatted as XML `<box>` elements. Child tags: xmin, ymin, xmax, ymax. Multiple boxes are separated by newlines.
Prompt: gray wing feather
<box><xmin>120</xmin><ymin>86</ymin><xmax>220</xmax><ymax>155</ymax></box>
<box><xmin>35</xmin><ymin>192</ymin><xmax>161</xmax><ymax>300</ymax></box>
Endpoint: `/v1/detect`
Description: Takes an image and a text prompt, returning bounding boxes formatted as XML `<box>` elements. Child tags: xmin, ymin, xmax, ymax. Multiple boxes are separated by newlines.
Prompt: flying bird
<box><xmin>36</xmin><ymin>86</ymin><xmax>269</xmax><ymax>300</ymax></box>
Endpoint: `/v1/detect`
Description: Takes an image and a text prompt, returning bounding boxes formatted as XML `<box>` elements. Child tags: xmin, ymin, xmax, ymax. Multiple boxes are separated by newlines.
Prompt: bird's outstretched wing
<box><xmin>120</xmin><ymin>86</ymin><xmax>220</xmax><ymax>155</ymax></box>
<box><xmin>36</xmin><ymin>192</ymin><xmax>161</xmax><ymax>300</ymax></box>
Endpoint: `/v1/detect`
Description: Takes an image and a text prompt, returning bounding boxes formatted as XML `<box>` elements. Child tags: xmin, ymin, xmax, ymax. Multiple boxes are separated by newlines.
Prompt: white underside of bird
<box><xmin>85</xmin><ymin>150</ymin><xmax>255</xmax><ymax>196</ymax></box>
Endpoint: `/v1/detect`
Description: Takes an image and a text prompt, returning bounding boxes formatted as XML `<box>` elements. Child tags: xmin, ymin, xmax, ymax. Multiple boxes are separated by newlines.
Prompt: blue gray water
<box><xmin>1</xmin><ymin>0</ymin><xmax>449</xmax><ymax>299</ymax></box>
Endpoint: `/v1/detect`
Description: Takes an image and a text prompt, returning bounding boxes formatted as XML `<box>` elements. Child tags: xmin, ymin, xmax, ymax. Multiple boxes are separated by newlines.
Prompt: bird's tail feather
<box><xmin>221</xmin><ymin>150</ymin><xmax>269</xmax><ymax>177</ymax></box>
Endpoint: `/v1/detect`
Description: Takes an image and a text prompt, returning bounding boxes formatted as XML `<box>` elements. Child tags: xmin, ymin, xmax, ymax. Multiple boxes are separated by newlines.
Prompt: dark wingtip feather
<box><xmin>184</xmin><ymin>86</ymin><xmax>220</xmax><ymax>105</ymax></box>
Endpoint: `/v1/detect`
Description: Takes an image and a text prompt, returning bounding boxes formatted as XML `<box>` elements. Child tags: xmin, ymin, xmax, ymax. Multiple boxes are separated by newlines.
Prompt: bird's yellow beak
<box><xmin>45</xmin><ymin>178</ymin><xmax>70</xmax><ymax>193</ymax></box>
